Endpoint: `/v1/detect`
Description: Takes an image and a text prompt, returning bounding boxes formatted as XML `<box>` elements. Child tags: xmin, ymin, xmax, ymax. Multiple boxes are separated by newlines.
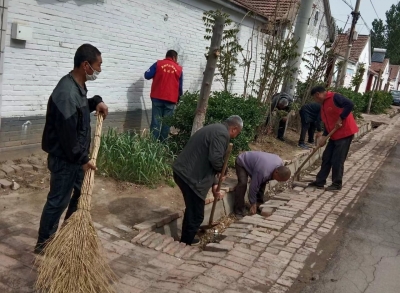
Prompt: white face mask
<box><xmin>85</xmin><ymin>63</ymin><xmax>100</xmax><ymax>81</ymax></box>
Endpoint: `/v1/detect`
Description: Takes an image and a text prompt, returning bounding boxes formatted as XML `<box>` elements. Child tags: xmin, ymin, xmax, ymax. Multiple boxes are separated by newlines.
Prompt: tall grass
<box><xmin>97</xmin><ymin>128</ymin><xmax>176</xmax><ymax>187</ymax></box>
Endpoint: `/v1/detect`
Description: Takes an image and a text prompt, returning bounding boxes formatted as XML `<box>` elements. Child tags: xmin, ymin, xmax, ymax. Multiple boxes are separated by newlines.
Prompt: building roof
<box><xmin>389</xmin><ymin>65</ymin><xmax>400</xmax><ymax>80</ymax></box>
<box><xmin>333</xmin><ymin>34</ymin><xmax>370</xmax><ymax>63</ymax></box>
<box><xmin>230</xmin><ymin>0</ymin><xmax>299</xmax><ymax>21</ymax></box>
<box><xmin>370</xmin><ymin>58</ymin><xmax>389</xmax><ymax>73</ymax></box>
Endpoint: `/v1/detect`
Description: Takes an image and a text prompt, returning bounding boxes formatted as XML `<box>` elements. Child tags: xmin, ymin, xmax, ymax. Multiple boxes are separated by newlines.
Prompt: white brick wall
<box><xmin>1</xmin><ymin>0</ymin><xmax>336</xmax><ymax>119</ymax></box>
<box><xmin>1</xmin><ymin>0</ymin><xmax>269</xmax><ymax>118</ymax></box>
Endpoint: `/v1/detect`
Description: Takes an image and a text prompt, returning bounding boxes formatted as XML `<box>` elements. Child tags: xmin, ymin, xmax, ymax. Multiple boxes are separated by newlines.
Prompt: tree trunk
<box><xmin>191</xmin><ymin>16</ymin><xmax>225</xmax><ymax>136</ymax></box>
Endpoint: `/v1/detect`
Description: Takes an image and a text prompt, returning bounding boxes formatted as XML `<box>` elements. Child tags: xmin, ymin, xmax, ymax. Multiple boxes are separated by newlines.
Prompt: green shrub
<box><xmin>334</xmin><ymin>87</ymin><xmax>367</xmax><ymax>118</ymax></box>
<box><xmin>363</xmin><ymin>91</ymin><xmax>392</xmax><ymax>114</ymax></box>
<box><xmin>97</xmin><ymin>128</ymin><xmax>176</xmax><ymax>187</ymax></box>
<box><xmin>165</xmin><ymin>91</ymin><xmax>267</xmax><ymax>156</ymax></box>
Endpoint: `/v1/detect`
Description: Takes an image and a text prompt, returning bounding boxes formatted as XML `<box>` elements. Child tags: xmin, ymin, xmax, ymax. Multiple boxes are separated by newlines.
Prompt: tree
<box><xmin>337</xmin><ymin>26</ymin><xmax>344</xmax><ymax>34</ymax></box>
<box><xmin>192</xmin><ymin>16</ymin><xmax>225</xmax><ymax>135</ymax></box>
<box><xmin>371</xmin><ymin>19</ymin><xmax>386</xmax><ymax>50</ymax></box>
<box><xmin>203</xmin><ymin>10</ymin><xmax>243</xmax><ymax>92</ymax></box>
<box><xmin>385</xmin><ymin>3</ymin><xmax>400</xmax><ymax>64</ymax></box>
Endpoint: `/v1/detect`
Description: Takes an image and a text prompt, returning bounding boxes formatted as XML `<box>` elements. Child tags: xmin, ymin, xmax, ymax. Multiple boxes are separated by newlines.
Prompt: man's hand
<box><xmin>316</xmin><ymin>131</ymin><xmax>323</xmax><ymax>138</ymax></box>
<box><xmin>212</xmin><ymin>185</ymin><xmax>222</xmax><ymax>200</ymax></box>
<box><xmin>96</xmin><ymin>102</ymin><xmax>109</xmax><ymax>119</ymax></box>
<box><xmin>249</xmin><ymin>204</ymin><xmax>257</xmax><ymax>215</ymax></box>
<box><xmin>83</xmin><ymin>161</ymin><xmax>97</xmax><ymax>172</ymax></box>
<box><xmin>318</xmin><ymin>136</ymin><xmax>327</xmax><ymax>147</ymax></box>
<box><xmin>335</xmin><ymin>118</ymin><xmax>343</xmax><ymax>129</ymax></box>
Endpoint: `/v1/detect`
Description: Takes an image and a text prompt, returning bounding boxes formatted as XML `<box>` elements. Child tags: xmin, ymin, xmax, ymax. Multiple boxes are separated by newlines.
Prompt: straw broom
<box><xmin>36</xmin><ymin>114</ymin><xmax>117</xmax><ymax>293</ymax></box>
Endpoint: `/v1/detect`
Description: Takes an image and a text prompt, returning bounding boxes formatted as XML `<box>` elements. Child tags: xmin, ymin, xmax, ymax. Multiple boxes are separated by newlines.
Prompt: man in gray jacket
<box><xmin>173</xmin><ymin>115</ymin><xmax>243</xmax><ymax>246</ymax></box>
<box><xmin>234</xmin><ymin>151</ymin><xmax>291</xmax><ymax>216</ymax></box>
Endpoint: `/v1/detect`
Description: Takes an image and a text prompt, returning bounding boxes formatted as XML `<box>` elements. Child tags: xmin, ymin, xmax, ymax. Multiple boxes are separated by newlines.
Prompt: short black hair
<box><xmin>310</xmin><ymin>86</ymin><xmax>326</xmax><ymax>96</ymax></box>
<box><xmin>74</xmin><ymin>44</ymin><xmax>101</xmax><ymax>68</ymax></box>
<box><xmin>166</xmin><ymin>50</ymin><xmax>178</xmax><ymax>59</ymax></box>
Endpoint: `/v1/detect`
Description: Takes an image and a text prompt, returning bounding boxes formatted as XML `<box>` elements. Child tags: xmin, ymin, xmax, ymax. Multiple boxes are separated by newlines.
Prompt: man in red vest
<box><xmin>145</xmin><ymin>50</ymin><xmax>183</xmax><ymax>141</ymax></box>
<box><xmin>308</xmin><ymin>86</ymin><xmax>359</xmax><ymax>191</ymax></box>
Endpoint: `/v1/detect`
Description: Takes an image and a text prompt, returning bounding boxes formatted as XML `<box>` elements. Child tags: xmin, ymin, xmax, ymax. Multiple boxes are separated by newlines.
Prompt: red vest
<box><xmin>321</xmin><ymin>92</ymin><xmax>359</xmax><ymax>140</ymax></box>
<box><xmin>150</xmin><ymin>58</ymin><xmax>182</xmax><ymax>104</ymax></box>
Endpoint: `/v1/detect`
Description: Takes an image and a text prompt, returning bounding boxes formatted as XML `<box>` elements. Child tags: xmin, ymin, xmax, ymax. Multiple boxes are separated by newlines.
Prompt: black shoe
<box><xmin>325</xmin><ymin>185</ymin><xmax>341</xmax><ymax>191</ymax></box>
<box><xmin>298</xmin><ymin>143</ymin><xmax>310</xmax><ymax>149</ymax></box>
<box><xmin>34</xmin><ymin>243</ymin><xmax>46</xmax><ymax>255</ymax></box>
<box><xmin>277</xmin><ymin>137</ymin><xmax>285</xmax><ymax>142</ymax></box>
<box><xmin>191</xmin><ymin>238</ymin><xmax>201</xmax><ymax>246</ymax></box>
<box><xmin>308</xmin><ymin>181</ymin><xmax>324</xmax><ymax>189</ymax></box>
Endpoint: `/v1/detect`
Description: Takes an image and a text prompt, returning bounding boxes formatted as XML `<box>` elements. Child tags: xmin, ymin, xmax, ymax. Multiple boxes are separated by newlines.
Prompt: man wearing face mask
<box><xmin>34</xmin><ymin>44</ymin><xmax>108</xmax><ymax>254</ymax></box>
<box><xmin>145</xmin><ymin>50</ymin><xmax>183</xmax><ymax>142</ymax></box>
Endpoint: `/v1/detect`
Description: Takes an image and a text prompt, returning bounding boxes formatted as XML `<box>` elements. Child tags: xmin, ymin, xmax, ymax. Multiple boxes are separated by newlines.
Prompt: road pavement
<box><xmin>301</xmin><ymin>135</ymin><xmax>400</xmax><ymax>293</ymax></box>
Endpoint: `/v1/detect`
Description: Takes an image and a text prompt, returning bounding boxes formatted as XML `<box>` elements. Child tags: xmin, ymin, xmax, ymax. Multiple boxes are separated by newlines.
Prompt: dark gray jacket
<box><xmin>172</xmin><ymin>123</ymin><xmax>230</xmax><ymax>200</ymax></box>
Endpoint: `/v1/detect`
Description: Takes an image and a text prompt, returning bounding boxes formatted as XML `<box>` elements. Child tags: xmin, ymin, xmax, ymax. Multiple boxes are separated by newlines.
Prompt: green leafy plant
<box><xmin>351</xmin><ymin>63</ymin><xmax>366</xmax><ymax>92</ymax></box>
<box><xmin>165</xmin><ymin>91</ymin><xmax>267</xmax><ymax>158</ymax></box>
<box><xmin>363</xmin><ymin>91</ymin><xmax>393</xmax><ymax>114</ymax></box>
<box><xmin>97</xmin><ymin>129</ymin><xmax>176</xmax><ymax>187</ymax></box>
<box><xmin>203</xmin><ymin>10</ymin><xmax>243</xmax><ymax>92</ymax></box>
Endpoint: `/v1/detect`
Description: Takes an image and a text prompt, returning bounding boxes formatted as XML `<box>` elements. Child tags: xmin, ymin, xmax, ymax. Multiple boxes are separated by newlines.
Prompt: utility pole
<box><xmin>191</xmin><ymin>16</ymin><xmax>224</xmax><ymax>135</ymax></box>
<box><xmin>282</xmin><ymin>0</ymin><xmax>314</xmax><ymax>96</ymax></box>
<box><xmin>337</xmin><ymin>0</ymin><xmax>361</xmax><ymax>87</ymax></box>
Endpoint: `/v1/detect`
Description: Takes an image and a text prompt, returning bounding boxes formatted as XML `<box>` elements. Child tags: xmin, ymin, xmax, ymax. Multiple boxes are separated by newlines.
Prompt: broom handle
<box><xmin>77</xmin><ymin>114</ymin><xmax>104</xmax><ymax>211</ymax></box>
<box><xmin>293</xmin><ymin>127</ymin><xmax>338</xmax><ymax>181</ymax></box>
<box><xmin>208</xmin><ymin>143</ymin><xmax>233</xmax><ymax>226</ymax></box>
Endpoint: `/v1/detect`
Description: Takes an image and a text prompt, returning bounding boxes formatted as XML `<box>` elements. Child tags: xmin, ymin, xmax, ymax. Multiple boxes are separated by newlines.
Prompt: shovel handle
<box><xmin>209</xmin><ymin>143</ymin><xmax>233</xmax><ymax>226</ymax></box>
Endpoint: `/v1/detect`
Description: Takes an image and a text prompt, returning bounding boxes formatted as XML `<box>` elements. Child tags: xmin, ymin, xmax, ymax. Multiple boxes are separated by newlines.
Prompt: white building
<box><xmin>0</xmin><ymin>0</ymin><xmax>335</xmax><ymax>155</ymax></box>
<box><xmin>330</xmin><ymin>33</ymin><xmax>371</xmax><ymax>93</ymax></box>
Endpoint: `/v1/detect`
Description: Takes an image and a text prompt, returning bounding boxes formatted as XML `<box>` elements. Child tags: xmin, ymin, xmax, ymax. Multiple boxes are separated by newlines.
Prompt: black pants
<box><xmin>173</xmin><ymin>172</ymin><xmax>205</xmax><ymax>245</ymax></box>
<box><xmin>277</xmin><ymin>119</ymin><xmax>286</xmax><ymax>139</ymax></box>
<box><xmin>299</xmin><ymin>122</ymin><xmax>316</xmax><ymax>144</ymax></box>
<box><xmin>234</xmin><ymin>159</ymin><xmax>266</xmax><ymax>214</ymax></box>
<box><xmin>315</xmin><ymin>135</ymin><xmax>354</xmax><ymax>187</ymax></box>
<box><xmin>36</xmin><ymin>155</ymin><xmax>84</xmax><ymax>247</ymax></box>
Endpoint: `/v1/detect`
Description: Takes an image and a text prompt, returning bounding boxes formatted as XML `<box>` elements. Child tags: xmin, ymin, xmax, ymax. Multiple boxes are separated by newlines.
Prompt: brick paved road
<box><xmin>0</xmin><ymin>116</ymin><xmax>399</xmax><ymax>293</ymax></box>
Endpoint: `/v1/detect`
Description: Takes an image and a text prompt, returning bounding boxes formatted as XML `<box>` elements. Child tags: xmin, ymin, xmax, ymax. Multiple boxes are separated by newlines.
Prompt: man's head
<box><xmin>277</xmin><ymin>97</ymin><xmax>289</xmax><ymax>110</ymax></box>
<box><xmin>310</xmin><ymin>86</ymin><xmax>327</xmax><ymax>104</ymax></box>
<box><xmin>74</xmin><ymin>44</ymin><xmax>102</xmax><ymax>82</ymax></box>
<box><xmin>166</xmin><ymin>50</ymin><xmax>178</xmax><ymax>62</ymax></box>
<box><xmin>225</xmin><ymin>115</ymin><xmax>243</xmax><ymax>139</ymax></box>
<box><xmin>272</xmin><ymin>166</ymin><xmax>291</xmax><ymax>182</ymax></box>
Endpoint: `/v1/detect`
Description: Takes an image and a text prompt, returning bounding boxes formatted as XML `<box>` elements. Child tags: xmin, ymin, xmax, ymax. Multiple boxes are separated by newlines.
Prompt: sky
<box><xmin>329</xmin><ymin>0</ymin><xmax>398</xmax><ymax>35</ymax></box>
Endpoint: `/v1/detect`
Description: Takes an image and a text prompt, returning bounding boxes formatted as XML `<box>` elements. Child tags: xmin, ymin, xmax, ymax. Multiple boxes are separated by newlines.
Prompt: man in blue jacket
<box><xmin>35</xmin><ymin>44</ymin><xmax>108</xmax><ymax>254</ymax></box>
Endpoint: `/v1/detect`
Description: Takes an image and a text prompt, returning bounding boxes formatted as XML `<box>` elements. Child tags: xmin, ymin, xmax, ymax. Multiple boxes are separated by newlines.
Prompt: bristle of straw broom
<box><xmin>35</xmin><ymin>114</ymin><xmax>117</xmax><ymax>293</ymax></box>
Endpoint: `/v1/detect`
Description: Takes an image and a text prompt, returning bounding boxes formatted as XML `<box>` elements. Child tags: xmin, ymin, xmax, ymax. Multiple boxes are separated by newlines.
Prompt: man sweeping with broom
<box><xmin>35</xmin><ymin>43</ymin><xmax>109</xmax><ymax>254</ymax></box>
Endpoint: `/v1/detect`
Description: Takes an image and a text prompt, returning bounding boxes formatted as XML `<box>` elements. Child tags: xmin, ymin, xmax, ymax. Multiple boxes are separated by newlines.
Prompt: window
<box><xmin>314</xmin><ymin>11</ymin><xmax>319</xmax><ymax>26</ymax></box>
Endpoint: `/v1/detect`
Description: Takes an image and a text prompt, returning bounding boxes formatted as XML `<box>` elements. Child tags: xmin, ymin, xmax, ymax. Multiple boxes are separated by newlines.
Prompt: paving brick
<box><xmin>141</xmin><ymin>233</ymin><xmax>161</xmax><ymax>247</ymax></box>
<box><xmin>0</xmin><ymin>179</ymin><xmax>12</xmax><ymax>188</ymax></box>
<box><xmin>204</xmin><ymin>243</ymin><xmax>233</xmax><ymax>252</ymax></box>
<box><xmin>193</xmin><ymin>275</ymin><xmax>228</xmax><ymax>290</ymax></box>
<box><xmin>155</xmin><ymin>236</ymin><xmax>174</xmax><ymax>251</ymax></box>
<box><xmin>167</xmin><ymin>242</ymin><xmax>186</xmax><ymax>256</ymax></box>
<box><xmin>192</xmin><ymin>253</ymin><xmax>222</xmax><ymax>264</ymax></box>
<box><xmin>178</xmin><ymin>263</ymin><xmax>208</xmax><ymax>274</ymax></box>
<box><xmin>219</xmin><ymin>259</ymin><xmax>249</xmax><ymax>273</ymax></box>
<box><xmin>225</xmin><ymin>254</ymin><xmax>254</xmax><ymax>268</ymax></box>
<box><xmin>148</xmin><ymin>234</ymin><xmax>167</xmax><ymax>249</ymax></box>
<box><xmin>133</xmin><ymin>221</ymin><xmax>156</xmax><ymax>231</ymax></box>
<box><xmin>175</xmin><ymin>245</ymin><xmax>195</xmax><ymax>259</ymax></box>
<box><xmin>137</xmin><ymin>232</ymin><xmax>156</xmax><ymax>245</ymax></box>
<box><xmin>277</xmin><ymin>275</ymin><xmax>295</xmax><ymax>287</ymax></box>
<box><xmin>1</xmin><ymin>165</ymin><xmax>14</xmax><ymax>175</ymax></box>
<box><xmin>204</xmin><ymin>265</ymin><xmax>242</xmax><ymax>284</ymax></box>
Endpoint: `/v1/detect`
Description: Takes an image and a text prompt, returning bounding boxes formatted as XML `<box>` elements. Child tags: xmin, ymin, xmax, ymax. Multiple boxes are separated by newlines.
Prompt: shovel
<box><xmin>292</xmin><ymin>127</ymin><xmax>338</xmax><ymax>184</ymax></box>
<box><xmin>199</xmin><ymin>143</ymin><xmax>233</xmax><ymax>230</ymax></box>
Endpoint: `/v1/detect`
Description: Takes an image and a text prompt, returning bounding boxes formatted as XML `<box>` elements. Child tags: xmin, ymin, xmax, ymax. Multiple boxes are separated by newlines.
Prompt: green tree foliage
<box><xmin>371</xmin><ymin>3</ymin><xmax>400</xmax><ymax>64</ymax></box>
<box><xmin>203</xmin><ymin>10</ymin><xmax>243</xmax><ymax>92</ymax></box>
<box><xmin>371</xmin><ymin>19</ymin><xmax>387</xmax><ymax>50</ymax></box>
<box><xmin>165</xmin><ymin>91</ymin><xmax>267</xmax><ymax>158</ymax></box>
<box><xmin>385</xmin><ymin>3</ymin><xmax>400</xmax><ymax>64</ymax></box>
